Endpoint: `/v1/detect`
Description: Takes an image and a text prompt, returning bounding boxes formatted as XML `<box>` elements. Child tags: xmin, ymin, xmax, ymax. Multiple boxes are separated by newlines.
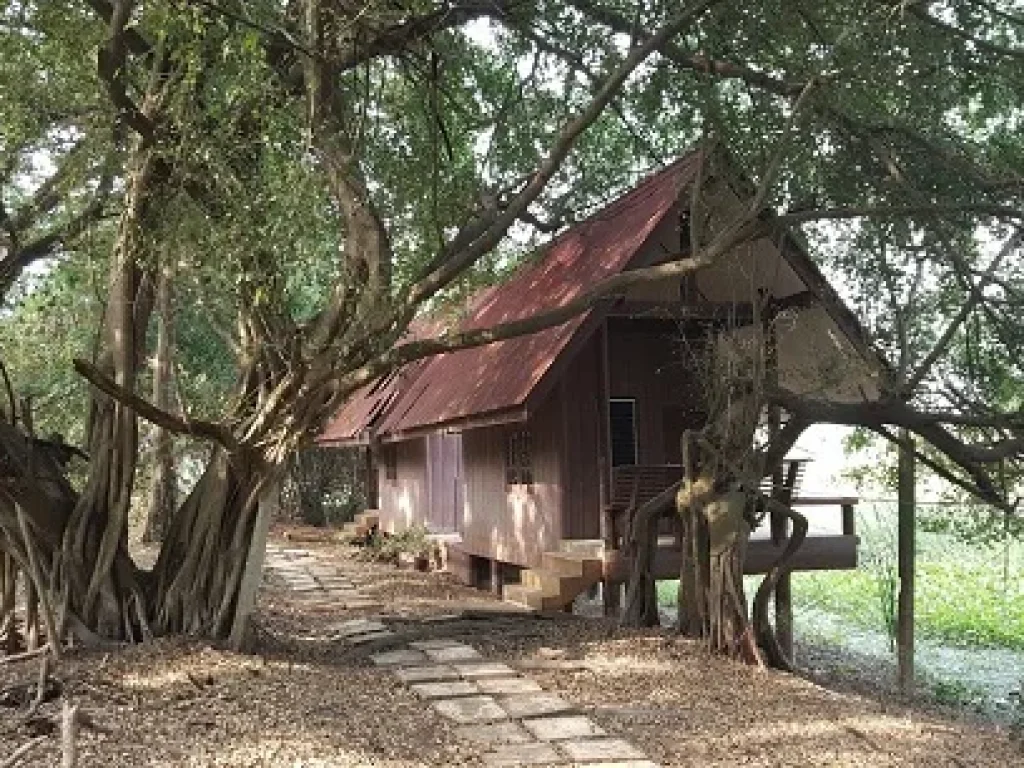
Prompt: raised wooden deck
<box><xmin>502</xmin><ymin>459</ymin><xmax>860</xmax><ymax>612</ymax></box>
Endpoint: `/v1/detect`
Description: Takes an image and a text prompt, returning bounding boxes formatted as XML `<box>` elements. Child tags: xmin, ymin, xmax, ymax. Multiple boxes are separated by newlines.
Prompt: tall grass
<box><xmin>656</xmin><ymin>503</ymin><xmax>1024</xmax><ymax>651</ymax></box>
<box><xmin>792</xmin><ymin>503</ymin><xmax>1024</xmax><ymax>650</ymax></box>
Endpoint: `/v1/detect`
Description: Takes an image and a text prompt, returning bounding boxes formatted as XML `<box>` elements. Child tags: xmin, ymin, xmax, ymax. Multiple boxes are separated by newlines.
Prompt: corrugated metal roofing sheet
<box><xmin>319</xmin><ymin>152</ymin><xmax>701</xmax><ymax>444</ymax></box>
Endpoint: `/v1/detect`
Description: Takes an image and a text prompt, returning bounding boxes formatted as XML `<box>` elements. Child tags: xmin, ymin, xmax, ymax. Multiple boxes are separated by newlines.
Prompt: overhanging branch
<box><xmin>73</xmin><ymin>359</ymin><xmax>238</xmax><ymax>450</ymax></box>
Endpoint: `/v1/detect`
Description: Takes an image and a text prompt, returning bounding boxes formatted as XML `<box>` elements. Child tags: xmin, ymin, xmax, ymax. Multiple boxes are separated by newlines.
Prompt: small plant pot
<box><xmin>413</xmin><ymin>555</ymin><xmax>430</xmax><ymax>572</ymax></box>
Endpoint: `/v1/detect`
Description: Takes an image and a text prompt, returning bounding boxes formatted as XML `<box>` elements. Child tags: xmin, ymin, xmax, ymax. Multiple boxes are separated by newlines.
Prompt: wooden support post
<box><xmin>897</xmin><ymin>429</ymin><xmax>916</xmax><ymax>695</ymax></box>
<box><xmin>365</xmin><ymin>444</ymin><xmax>378</xmax><ymax>510</ymax></box>
<box><xmin>489</xmin><ymin>559</ymin><xmax>504</xmax><ymax>597</ymax></box>
<box><xmin>602</xmin><ymin>580</ymin><xmax>621</xmax><ymax>617</ymax></box>
<box><xmin>764</xmin><ymin>305</ymin><xmax>793</xmax><ymax>660</ymax></box>
<box><xmin>842</xmin><ymin>502</ymin><xmax>856</xmax><ymax>536</ymax></box>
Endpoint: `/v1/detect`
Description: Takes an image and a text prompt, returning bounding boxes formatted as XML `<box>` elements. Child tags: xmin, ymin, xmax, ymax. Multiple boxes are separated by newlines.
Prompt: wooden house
<box><xmin>320</xmin><ymin>150</ymin><xmax>870</xmax><ymax>611</ymax></box>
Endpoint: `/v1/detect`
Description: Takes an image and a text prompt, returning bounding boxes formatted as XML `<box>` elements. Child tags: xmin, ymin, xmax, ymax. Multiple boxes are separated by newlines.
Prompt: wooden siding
<box><xmin>460</xmin><ymin>394</ymin><xmax>561</xmax><ymax>569</ymax></box>
<box><xmin>607</xmin><ymin>320</ymin><xmax>705</xmax><ymax>465</ymax></box>
<box><xmin>377</xmin><ymin>438</ymin><xmax>428</xmax><ymax>533</ymax></box>
<box><xmin>558</xmin><ymin>332</ymin><xmax>605</xmax><ymax>539</ymax></box>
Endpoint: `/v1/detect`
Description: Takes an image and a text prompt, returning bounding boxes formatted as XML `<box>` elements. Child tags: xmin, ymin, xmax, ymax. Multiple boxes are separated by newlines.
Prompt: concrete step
<box><xmin>541</xmin><ymin>551</ymin><xmax>604</xmax><ymax>580</ymax></box>
<box><xmin>558</xmin><ymin>538</ymin><xmax>605</xmax><ymax>558</ymax></box>
<box><xmin>521</xmin><ymin>569</ymin><xmax>587</xmax><ymax>597</ymax></box>
<box><xmin>502</xmin><ymin>583</ymin><xmax>552</xmax><ymax>611</ymax></box>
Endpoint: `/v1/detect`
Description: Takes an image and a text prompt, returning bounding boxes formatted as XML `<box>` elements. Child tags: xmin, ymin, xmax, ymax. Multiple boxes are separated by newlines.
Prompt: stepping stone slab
<box><xmin>476</xmin><ymin>677</ymin><xmax>543</xmax><ymax>695</ymax></box>
<box><xmin>576</xmin><ymin>762</ymin><xmax>660</xmax><ymax>768</ymax></box>
<box><xmin>370</xmin><ymin>649</ymin><xmax>429</xmax><ymax>666</ymax></box>
<box><xmin>394</xmin><ymin>665</ymin><xmax>461</xmax><ymax>684</ymax></box>
<box><xmin>521</xmin><ymin>715</ymin><xmax>606</xmax><ymax>741</ymax></box>
<box><xmin>410</xmin><ymin>681</ymin><xmax>480</xmax><ymax>699</ymax></box>
<box><xmin>424</xmin><ymin>644</ymin><xmax>483</xmax><ymax>662</ymax></box>
<box><xmin>483</xmin><ymin>742</ymin><xmax>565</xmax><ymax>766</ymax></box>
<box><xmin>432</xmin><ymin>695</ymin><xmax>508</xmax><ymax>725</ymax></box>
<box><xmin>559</xmin><ymin>739</ymin><xmax>648</xmax><ymax>762</ymax></box>
<box><xmin>455</xmin><ymin>662</ymin><xmax>518</xmax><ymax>679</ymax></box>
<box><xmin>454</xmin><ymin>722</ymin><xmax>534</xmax><ymax>747</ymax></box>
<box><xmin>329</xmin><ymin>619</ymin><xmax>387</xmax><ymax>638</ymax></box>
<box><xmin>346</xmin><ymin>630</ymin><xmax>395</xmax><ymax>645</ymax></box>
<box><xmin>499</xmin><ymin>693</ymin><xmax>575</xmax><ymax>719</ymax></box>
<box><xmin>409</xmin><ymin>638</ymin><xmax>468</xmax><ymax>650</ymax></box>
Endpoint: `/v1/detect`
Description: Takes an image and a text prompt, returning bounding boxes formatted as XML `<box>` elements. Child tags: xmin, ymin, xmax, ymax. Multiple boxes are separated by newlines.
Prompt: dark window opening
<box><xmin>382</xmin><ymin>444</ymin><xmax>397</xmax><ymax>481</ymax></box>
<box><xmin>609</xmin><ymin>398</ymin><xmax>638</xmax><ymax>467</ymax></box>
<box><xmin>504</xmin><ymin>429</ymin><xmax>533</xmax><ymax>486</ymax></box>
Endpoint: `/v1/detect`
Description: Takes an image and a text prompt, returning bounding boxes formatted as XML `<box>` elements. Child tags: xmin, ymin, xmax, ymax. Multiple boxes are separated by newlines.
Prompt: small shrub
<box><xmin>927</xmin><ymin>676</ymin><xmax>987</xmax><ymax>710</ymax></box>
<box><xmin>362</xmin><ymin>524</ymin><xmax>433</xmax><ymax>565</ymax></box>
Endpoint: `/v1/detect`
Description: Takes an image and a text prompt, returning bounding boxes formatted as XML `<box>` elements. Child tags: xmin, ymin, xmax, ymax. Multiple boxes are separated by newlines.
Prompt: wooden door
<box><xmin>427</xmin><ymin>433</ymin><xmax>462</xmax><ymax>532</ymax></box>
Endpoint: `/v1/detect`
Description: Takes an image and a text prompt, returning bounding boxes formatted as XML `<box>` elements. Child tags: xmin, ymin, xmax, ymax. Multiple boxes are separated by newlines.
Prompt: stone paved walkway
<box><xmin>264</xmin><ymin>543</ymin><xmax>381</xmax><ymax>610</ymax></box>
<box><xmin>263</xmin><ymin>544</ymin><xmax>660</xmax><ymax>766</ymax></box>
<box><xmin>370</xmin><ymin>639</ymin><xmax>661</xmax><ymax>767</ymax></box>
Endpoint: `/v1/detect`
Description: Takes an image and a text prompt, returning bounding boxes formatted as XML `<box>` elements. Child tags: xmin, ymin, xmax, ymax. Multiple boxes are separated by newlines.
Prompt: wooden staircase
<box><xmin>340</xmin><ymin>511</ymin><xmax>380</xmax><ymax>540</ymax></box>
<box><xmin>502</xmin><ymin>540</ymin><xmax>605</xmax><ymax>611</ymax></box>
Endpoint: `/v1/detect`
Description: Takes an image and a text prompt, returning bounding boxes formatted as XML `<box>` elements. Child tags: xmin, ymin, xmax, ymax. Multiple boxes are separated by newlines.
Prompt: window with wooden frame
<box><xmin>504</xmin><ymin>429</ymin><xmax>533</xmax><ymax>487</ymax></box>
<box><xmin>382</xmin><ymin>444</ymin><xmax>397</xmax><ymax>481</ymax></box>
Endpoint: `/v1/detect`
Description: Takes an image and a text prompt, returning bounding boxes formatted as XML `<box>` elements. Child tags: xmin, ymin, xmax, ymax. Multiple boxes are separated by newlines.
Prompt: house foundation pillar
<box><xmin>489</xmin><ymin>559</ymin><xmax>504</xmax><ymax>596</ymax></box>
<box><xmin>602</xmin><ymin>579</ymin><xmax>621</xmax><ymax>617</ymax></box>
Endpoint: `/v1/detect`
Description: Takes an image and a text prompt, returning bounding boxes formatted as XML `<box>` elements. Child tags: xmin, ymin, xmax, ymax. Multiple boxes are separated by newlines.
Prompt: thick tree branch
<box><xmin>402</xmin><ymin>0</ymin><xmax>722</xmax><ymax>309</ymax></box>
<box><xmin>768</xmin><ymin>388</ymin><xmax>1022</xmax><ymax>505</ymax></box>
<box><xmin>775</xmin><ymin>202</ymin><xmax>1024</xmax><ymax>226</ymax></box>
<box><xmin>95</xmin><ymin>0</ymin><xmax>157</xmax><ymax>141</ymax></box>
<box><xmin>906</xmin><ymin>2</ymin><xmax>1024</xmax><ymax>60</ymax></box>
<box><xmin>901</xmin><ymin>228</ymin><xmax>1023</xmax><ymax>395</ymax></box>
<box><xmin>73</xmin><ymin>359</ymin><xmax>238</xmax><ymax>450</ymax></box>
<box><xmin>332</xmin><ymin>210</ymin><xmax>766</xmax><ymax>400</ymax></box>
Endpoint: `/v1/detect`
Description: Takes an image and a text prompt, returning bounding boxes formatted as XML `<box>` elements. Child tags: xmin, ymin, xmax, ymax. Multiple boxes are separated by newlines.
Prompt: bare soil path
<box><xmin>1</xmin><ymin>525</ymin><xmax>1020</xmax><ymax>766</ymax></box>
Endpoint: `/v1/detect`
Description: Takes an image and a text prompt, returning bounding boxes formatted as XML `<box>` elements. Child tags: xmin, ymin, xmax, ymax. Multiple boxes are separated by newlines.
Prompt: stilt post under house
<box><xmin>897</xmin><ymin>428</ymin><xmax>916</xmax><ymax>695</ymax></box>
<box><xmin>764</xmin><ymin>305</ymin><xmax>793</xmax><ymax>660</ymax></box>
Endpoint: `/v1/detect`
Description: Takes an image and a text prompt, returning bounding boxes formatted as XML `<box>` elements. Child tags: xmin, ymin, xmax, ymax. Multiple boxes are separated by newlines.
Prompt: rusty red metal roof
<box><xmin>319</xmin><ymin>152</ymin><xmax>701</xmax><ymax>444</ymax></box>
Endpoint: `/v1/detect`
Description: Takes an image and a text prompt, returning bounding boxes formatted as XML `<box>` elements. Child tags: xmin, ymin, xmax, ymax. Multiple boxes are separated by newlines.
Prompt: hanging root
<box><xmin>752</xmin><ymin>499</ymin><xmax>808</xmax><ymax>671</ymax></box>
<box><xmin>621</xmin><ymin>482</ymin><xmax>682</xmax><ymax>628</ymax></box>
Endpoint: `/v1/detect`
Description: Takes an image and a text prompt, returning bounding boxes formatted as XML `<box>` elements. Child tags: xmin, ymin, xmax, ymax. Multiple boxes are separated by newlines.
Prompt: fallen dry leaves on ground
<box><xmin>1</xmin><ymin>527</ymin><xmax>1019</xmax><ymax>766</ymax></box>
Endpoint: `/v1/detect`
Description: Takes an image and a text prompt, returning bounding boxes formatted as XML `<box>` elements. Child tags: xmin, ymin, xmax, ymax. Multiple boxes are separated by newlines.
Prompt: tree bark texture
<box><xmin>142</xmin><ymin>263</ymin><xmax>176</xmax><ymax>544</ymax></box>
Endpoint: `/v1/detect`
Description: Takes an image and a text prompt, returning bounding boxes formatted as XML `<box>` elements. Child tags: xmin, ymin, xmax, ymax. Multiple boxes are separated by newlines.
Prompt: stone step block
<box><xmin>370</xmin><ymin>649</ymin><xmax>429</xmax><ymax>666</ymax></box>
<box><xmin>558</xmin><ymin>738</ymin><xmax>648</xmax><ymax>762</ymax></box>
<box><xmin>483</xmin><ymin>742</ymin><xmax>566</xmax><ymax>766</ymax></box>
<box><xmin>454</xmin><ymin>722</ymin><xmax>534</xmax><ymax>747</ymax></box>
<box><xmin>409</xmin><ymin>638</ymin><xmax>468</xmax><ymax>651</ymax></box>
<box><xmin>521</xmin><ymin>715</ymin><xmax>606</xmax><ymax>741</ymax></box>
<box><xmin>394</xmin><ymin>665</ymin><xmax>461</xmax><ymax>684</ymax></box>
<box><xmin>432</xmin><ymin>695</ymin><xmax>508</xmax><ymax>724</ymax></box>
<box><xmin>423</xmin><ymin>644</ymin><xmax>483</xmax><ymax>663</ymax></box>
<box><xmin>498</xmin><ymin>693</ymin><xmax>575</xmax><ymax>719</ymax></box>
<box><xmin>410</xmin><ymin>680</ymin><xmax>481</xmax><ymax>699</ymax></box>
<box><xmin>476</xmin><ymin>677</ymin><xmax>543</xmax><ymax>695</ymax></box>
<box><xmin>454</xmin><ymin>662</ymin><xmax>518</xmax><ymax>680</ymax></box>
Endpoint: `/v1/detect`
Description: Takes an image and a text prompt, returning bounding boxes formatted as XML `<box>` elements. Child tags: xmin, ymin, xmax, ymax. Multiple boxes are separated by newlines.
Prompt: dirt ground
<box><xmin>1</xmin><ymin>526</ymin><xmax>1020</xmax><ymax>766</ymax></box>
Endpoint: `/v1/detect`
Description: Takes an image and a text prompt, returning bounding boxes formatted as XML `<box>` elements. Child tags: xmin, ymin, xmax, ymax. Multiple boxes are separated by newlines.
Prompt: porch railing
<box><xmin>601</xmin><ymin>459</ymin><xmax>855</xmax><ymax>550</ymax></box>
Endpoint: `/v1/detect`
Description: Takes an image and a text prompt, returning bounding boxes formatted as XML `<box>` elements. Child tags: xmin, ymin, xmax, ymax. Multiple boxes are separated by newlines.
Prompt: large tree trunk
<box><xmin>142</xmin><ymin>263</ymin><xmax>176</xmax><ymax>544</ymax></box>
<box><xmin>148</xmin><ymin>448</ymin><xmax>274</xmax><ymax>637</ymax></box>
<box><xmin>703</xmin><ymin>489</ymin><xmax>758</xmax><ymax>660</ymax></box>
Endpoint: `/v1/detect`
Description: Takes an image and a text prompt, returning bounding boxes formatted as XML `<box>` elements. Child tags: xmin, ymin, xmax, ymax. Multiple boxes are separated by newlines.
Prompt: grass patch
<box><xmin>657</xmin><ymin>505</ymin><xmax>1024</xmax><ymax>651</ymax></box>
